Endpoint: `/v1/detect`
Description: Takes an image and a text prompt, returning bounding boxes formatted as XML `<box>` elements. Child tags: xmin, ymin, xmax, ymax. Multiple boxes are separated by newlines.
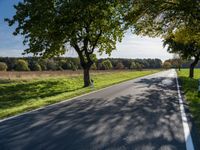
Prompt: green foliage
<box><xmin>163</xmin><ymin>27</ymin><xmax>200</xmax><ymax>60</ymax></box>
<box><xmin>126</xmin><ymin>0</ymin><xmax>200</xmax><ymax>37</ymax></box>
<box><xmin>130</xmin><ymin>62</ymin><xmax>136</xmax><ymax>69</ymax></box>
<box><xmin>115</xmin><ymin>62</ymin><xmax>124</xmax><ymax>69</ymax></box>
<box><xmin>0</xmin><ymin>62</ymin><xmax>8</xmax><ymax>71</ymax></box>
<box><xmin>15</xmin><ymin>59</ymin><xmax>30</xmax><ymax>71</ymax></box>
<box><xmin>0</xmin><ymin>57</ymin><xmax>163</xmax><ymax>71</ymax></box>
<box><xmin>6</xmin><ymin>0</ymin><xmax>125</xmax><ymax>65</ymax></box>
<box><xmin>29</xmin><ymin>61</ymin><xmax>42</xmax><ymax>71</ymax></box>
<box><xmin>46</xmin><ymin>60</ymin><xmax>58</xmax><ymax>71</ymax></box>
<box><xmin>71</xmin><ymin>63</ymin><xmax>78</xmax><ymax>71</ymax></box>
<box><xmin>130</xmin><ymin>61</ymin><xmax>143</xmax><ymax>70</ymax></box>
<box><xmin>0</xmin><ymin>70</ymin><xmax>160</xmax><ymax>119</ymax></box>
<box><xmin>6</xmin><ymin>0</ymin><xmax>128</xmax><ymax>86</ymax></box>
<box><xmin>162</xmin><ymin>61</ymin><xmax>172</xmax><ymax>69</ymax></box>
<box><xmin>101</xmin><ymin>59</ymin><xmax>113</xmax><ymax>70</ymax></box>
<box><xmin>91</xmin><ymin>63</ymin><xmax>97</xmax><ymax>70</ymax></box>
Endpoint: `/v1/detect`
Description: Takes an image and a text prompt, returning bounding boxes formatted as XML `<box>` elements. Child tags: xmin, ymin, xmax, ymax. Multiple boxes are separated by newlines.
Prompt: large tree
<box><xmin>163</xmin><ymin>27</ymin><xmax>200</xmax><ymax>78</ymax></box>
<box><xmin>125</xmin><ymin>0</ymin><xmax>200</xmax><ymax>37</ymax></box>
<box><xmin>6</xmin><ymin>0</ymin><xmax>126</xmax><ymax>87</ymax></box>
<box><xmin>125</xmin><ymin>0</ymin><xmax>199</xmax><ymax>76</ymax></box>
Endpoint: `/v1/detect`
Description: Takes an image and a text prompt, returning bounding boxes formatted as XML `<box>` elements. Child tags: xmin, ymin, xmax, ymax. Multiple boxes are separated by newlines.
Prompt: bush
<box><xmin>15</xmin><ymin>59</ymin><xmax>30</xmax><ymax>71</ymax></box>
<box><xmin>163</xmin><ymin>61</ymin><xmax>172</xmax><ymax>69</ymax></box>
<box><xmin>32</xmin><ymin>63</ymin><xmax>42</xmax><ymax>71</ymax></box>
<box><xmin>29</xmin><ymin>62</ymin><xmax>42</xmax><ymax>71</ymax></box>
<box><xmin>71</xmin><ymin>63</ymin><xmax>77</xmax><ymax>71</ymax></box>
<box><xmin>101</xmin><ymin>60</ymin><xmax>113</xmax><ymax>70</ymax></box>
<box><xmin>115</xmin><ymin>62</ymin><xmax>124</xmax><ymax>69</ymax></box>
<box><xmin>46</xmin><ymin>60</ymin><xmax>58</xmax><ymax>71</ymax></box>
<box><xmin>130</xmin><ymin>62</ymin><xmax>143</xmax><ymax>70</ymax></box>
<box><xmin>91</xmin><ymin>63</ymin><xmax>97</xmax><ymax>70</ymax></box>
<box><xmin>0</xmin><ymin>62</ymin><xmax>7</xmax><ymax>71</ymax></box>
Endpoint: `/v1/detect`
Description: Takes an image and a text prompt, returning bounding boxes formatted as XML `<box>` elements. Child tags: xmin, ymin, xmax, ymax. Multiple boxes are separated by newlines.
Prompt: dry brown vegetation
<box><xmin>0</xmin><ymin>70</ymin><xmax>138</xmax><ymax>80</ymax></box>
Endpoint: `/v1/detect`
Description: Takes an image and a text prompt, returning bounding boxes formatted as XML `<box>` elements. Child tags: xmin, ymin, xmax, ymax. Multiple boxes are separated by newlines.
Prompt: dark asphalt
<box><xmin>0</xmin><ymin>70</ymin><xmax>192</xmax><ymax>150</ymax></box>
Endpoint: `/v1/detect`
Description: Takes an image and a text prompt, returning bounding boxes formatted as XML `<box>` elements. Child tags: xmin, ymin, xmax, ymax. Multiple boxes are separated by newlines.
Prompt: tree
<box><xmin>163</xmin><ymin>61</ymin><xmax>172</xmax><ymax>69</ymax></box>
<box><xmin>101</xmin><ymin>60</ymin><xmax>113</xmax><ymax>70</ymax></box>
<box><xmin>91</xmin><ymin>63</ymin><xmax>97</xmax><ymax>70</ymax></box>
<box><xmin>172</xmin><ymin>54</ymin><xmax>182</xmax><ymax>71</ymax></box>
<box><xmin>130</xmin><ymin>61</ymin><xmax>137</xmax><ymax>69</ymax></box>
<box><xmin>0</xmin><ymin>62</ymin><xmax>7</xmax><ymax>71</ymax></box>
<box><xmin>126</xmin><ymin>0</ymin><xmax>200</xmax><ymax>37</ymax></box>
<box><xmin>6</xmin><ymin>0</ymin><xmax>126</xmax><ymax>87</ymax></box>
<box><xmin>125</xmin><ymin>0</ymin><xmax>199</xmax><ymax>74</ymax></box>
<box><xmin>163</xmin><ymin>27</ymin><xmax>200</xmax><ymax>78</ymax></box>
<box><xmin>15</xmin><ymin>59</ymin><xmax>30</xmax><ymax>71</ymax></box>
<box><xmin>46</xmin><ymin>60</ymin><xmax>58</xmax><ymax>71</ymax></box>
<box><xmin>115</xmin><ymin>62</ymin><xmax>124</xmax><ymax>69</ymax></box>
<box><xmin>29</xmin><ymin>61</ymin><xmax>42</xmax><ymax>71</ymax></box>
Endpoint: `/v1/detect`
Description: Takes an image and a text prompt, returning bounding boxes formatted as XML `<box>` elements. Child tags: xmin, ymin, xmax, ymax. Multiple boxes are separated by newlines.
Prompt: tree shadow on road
<box><xmin>0</xmin><ymin>77</ymin><xmax>188</xmax><ymax>150</ymax></box>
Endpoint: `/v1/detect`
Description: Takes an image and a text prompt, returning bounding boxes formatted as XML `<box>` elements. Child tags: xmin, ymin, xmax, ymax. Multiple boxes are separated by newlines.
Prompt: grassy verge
<box><xmin>0</xmin><ymin>70</ymin><xmax>160</xmax><ymax>119</ymax></box>
<box><xmin>178</xmin><ymin>69</ymin><xmax>200</xmax><ymax>132</ymax></box>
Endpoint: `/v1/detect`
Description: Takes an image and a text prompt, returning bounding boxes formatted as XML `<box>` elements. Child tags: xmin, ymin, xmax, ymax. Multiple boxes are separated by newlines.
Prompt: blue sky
<box><xmin>0</xmin><ymin>0</ymin><xmax>173</xmax><ymax>60</ymax></box>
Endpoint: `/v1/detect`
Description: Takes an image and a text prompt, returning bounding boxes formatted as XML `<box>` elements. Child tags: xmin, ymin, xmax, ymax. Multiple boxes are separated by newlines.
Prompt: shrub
<box><xmin>91</xmin><ymin>63</ymin><xmax>97</xmax><ymax>70</ymax></box>
<box><xmin>32</xmin><ymin>63</ymin><xmax>42</xmax><ymax>71</ymax></box>
<box><xmin>29</xmin><ymin>62</ymin><xmax>42</xmax><ymax>71</ymax></box>
<box><xmin>101</xmin><ymin>60</ymin><xmax>113</xmax><ymax>70</ymax></box>
<box><xmin>163</xmin><ymin>61</ymin><xmax>172</xmax><ymax>69</ymax></box>
<box><xmin>15</xmin><ymin>59</ymin><xmax>30</xmax><ymax>71</ymax></box>
<box><xmin>46</xmin><ymin>60</ymin><xmax>58</xmax><ymax>71</ymax></box>
<box><xmin>115</xmin><ymin>62</ymin><xmax>124</xmax><ymax>69</ymax></box>
<box><xmin>71</xmin><ymin>63</ymin><xmax>77</xmax><ymax>71</ymax></box>
<box><xmin>0</xmin><ymin>62</ymin><xmax>7</xmax><ymax>71</ymax></box>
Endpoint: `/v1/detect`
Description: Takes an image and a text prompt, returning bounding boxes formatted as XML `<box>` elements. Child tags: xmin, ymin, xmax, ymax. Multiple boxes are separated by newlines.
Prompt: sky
<box><xmin>0</xmin><ymin>0</ymin><xmax>173</xmax><ymax>61</ymax></box>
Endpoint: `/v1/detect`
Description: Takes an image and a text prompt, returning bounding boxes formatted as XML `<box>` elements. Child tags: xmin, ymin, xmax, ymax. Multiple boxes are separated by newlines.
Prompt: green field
<box><xmin>178</xmin><ymin>69</ymin><xmax>200</xmax><ymax>131</ymax></box>
<box><xmin>0</xmin><ymin>70</ymin><xmax>160</xmax><ymax>119</ymax></box>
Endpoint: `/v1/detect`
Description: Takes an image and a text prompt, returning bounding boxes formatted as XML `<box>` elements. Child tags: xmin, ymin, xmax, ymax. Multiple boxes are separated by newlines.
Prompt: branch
<box><xmin>89</xmin><ymin>29</ymin><xmax>102</xmax><ymax>54</ymax></box>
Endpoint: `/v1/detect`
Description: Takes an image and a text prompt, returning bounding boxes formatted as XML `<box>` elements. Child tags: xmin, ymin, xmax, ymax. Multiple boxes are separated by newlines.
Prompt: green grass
<box><xmin>178</xmin><ymin>69</ymin><xmax>200</xmax><ymax>132</ymax></box>
<box><xmin>0</xmin><ymin>70</ymin><xmax>160</xmax><ymax>119</ymax></box>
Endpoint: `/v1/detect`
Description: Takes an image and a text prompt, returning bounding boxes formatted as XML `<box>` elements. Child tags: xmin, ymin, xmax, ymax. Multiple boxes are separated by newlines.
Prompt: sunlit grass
<box><xmin>178</xmin><ymin>69</ymin><xmax>200</xmax><ymax>132</ymax></box>
<box><xmin>0</xmin><ymin>70</ymin><xmax>160</xmax><ymax>119</ymax></box>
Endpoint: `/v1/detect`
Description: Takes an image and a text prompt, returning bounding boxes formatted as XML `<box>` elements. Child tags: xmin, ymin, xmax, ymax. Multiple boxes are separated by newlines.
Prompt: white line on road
<box><xmin>175</xmin><ymin>71</ymin><xmax>194</xmax><ymax>150</ymax></box>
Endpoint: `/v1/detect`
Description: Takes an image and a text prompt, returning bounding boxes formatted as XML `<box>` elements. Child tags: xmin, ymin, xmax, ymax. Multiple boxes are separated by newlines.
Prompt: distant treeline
<box><xmin>0</xmin><ymin>57</ymin><xmax>162</xmax><ymax>71</ymax></box>
<box><xmin>164</xmin><ymin>59</ymin><xmax>200</xmax><ymax>69</ymax></box>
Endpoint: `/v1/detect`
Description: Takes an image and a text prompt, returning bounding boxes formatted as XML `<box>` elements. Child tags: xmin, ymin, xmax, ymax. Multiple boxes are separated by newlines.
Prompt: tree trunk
<box><xmin>83</xmin><ymin>67</ymin><xmax>91</xmax><ymax>87</ymax></box>
<box><xmin>189</xmin><ymin>56</ymin><xmax>199</xmax><ymax>78</ymax></box>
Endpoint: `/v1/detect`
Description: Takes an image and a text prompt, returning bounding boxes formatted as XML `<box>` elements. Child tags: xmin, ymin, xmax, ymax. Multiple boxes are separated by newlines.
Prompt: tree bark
<box><xmin>178</xmin><ymin>66</ymin><xmax>181</xmax><ymax>71</ymax></box>
<box><xmin>189</xmin><ymin>56</ymin><xmax>199</xmax><ymax>78</ymax></box>
<box><xmin>83</xmin><ymin>67</ymin><xmax>91</xmax><ymax>87</ymax></box>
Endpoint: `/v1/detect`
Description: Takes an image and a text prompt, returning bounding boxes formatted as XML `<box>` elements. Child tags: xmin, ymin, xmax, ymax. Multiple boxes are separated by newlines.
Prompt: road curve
<box><xmin>0</xmin><ymin>69</ymin><xmax>196</xmax><ymax>150</ymax></box>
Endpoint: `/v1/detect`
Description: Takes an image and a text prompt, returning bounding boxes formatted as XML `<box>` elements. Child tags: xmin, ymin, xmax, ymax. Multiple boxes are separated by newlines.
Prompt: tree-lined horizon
<box><xmin>6</xmin><ymin>0</ymin><xmax>200</xmax><ymax>86</ymax></box>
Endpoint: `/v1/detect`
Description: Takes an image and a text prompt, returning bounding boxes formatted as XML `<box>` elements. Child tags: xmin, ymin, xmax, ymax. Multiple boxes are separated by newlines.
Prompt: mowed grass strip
<box><xmin>0</xmin><ymin>70</ymin><xmax>159</xmax><ymax>119</ymax></box>
<box><xmin>178</xmin><ymin>69</ymin><xmax>200</xmax><ymax>132</ymax></box>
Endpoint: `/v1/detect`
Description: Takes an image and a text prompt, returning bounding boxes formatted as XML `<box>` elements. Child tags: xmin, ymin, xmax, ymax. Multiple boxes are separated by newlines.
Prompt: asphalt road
<box><xmin>0</xmin><ymin>69</ymin><xmax>196</xmax><ymax>150</ymax></box>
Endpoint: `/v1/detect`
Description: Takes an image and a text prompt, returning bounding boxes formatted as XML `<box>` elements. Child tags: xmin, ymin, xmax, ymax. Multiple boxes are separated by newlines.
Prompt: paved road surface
<box><xmin>0</xmin><ymin>70</ymin><xmax>195</xmax><ymax>150</ymax></box>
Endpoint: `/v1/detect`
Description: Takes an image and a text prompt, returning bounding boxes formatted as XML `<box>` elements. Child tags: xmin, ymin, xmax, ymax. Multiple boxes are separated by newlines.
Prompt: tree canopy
<box><xmin>6</xmin><ymin>0</ymin><xmax>127</xmax><ymax>86</ymax></box>
<box><xmin>163</xmin><ymin>27</ymin><xmax>200</xmax><ymax>77</ymax></box>
<box><xmin>125</xmin><ymin>0</ymin><xmax>200</xmax><ymax>37</ymax></box>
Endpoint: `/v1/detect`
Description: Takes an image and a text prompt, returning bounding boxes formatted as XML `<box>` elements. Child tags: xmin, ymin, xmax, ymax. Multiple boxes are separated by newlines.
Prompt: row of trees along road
<box><xmin>0</xmin><ymin>57</ymin><xmax>162</xmax><ymax>71</ymax></box>
<box><xmin>6</xmin><ymin>0</ymin><xmax>200</xmax><ymax>86</ymax></box>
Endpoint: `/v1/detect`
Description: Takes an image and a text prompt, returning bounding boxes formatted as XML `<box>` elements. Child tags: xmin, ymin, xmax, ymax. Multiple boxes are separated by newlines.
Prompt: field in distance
<box><xmin>0</xmin><ymin>70</ymin><xmax>160</xmax><ymax>119</ymax></box>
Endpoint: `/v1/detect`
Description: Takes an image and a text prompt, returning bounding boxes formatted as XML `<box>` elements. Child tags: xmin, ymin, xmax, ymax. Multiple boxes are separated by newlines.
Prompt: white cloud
<box><xmin>96</xmin><ymin>33</ymin><xmax>173</xmax><ymax>61</ymax></box>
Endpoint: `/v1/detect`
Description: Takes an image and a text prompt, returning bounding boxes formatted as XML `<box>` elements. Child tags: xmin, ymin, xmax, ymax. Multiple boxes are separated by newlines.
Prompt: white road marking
<box><xmin>175</xmin><ymin>70</ymin><xmax>194</xmax><ymax>150</ymax></box>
